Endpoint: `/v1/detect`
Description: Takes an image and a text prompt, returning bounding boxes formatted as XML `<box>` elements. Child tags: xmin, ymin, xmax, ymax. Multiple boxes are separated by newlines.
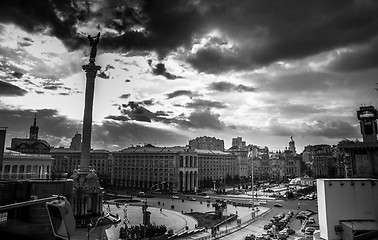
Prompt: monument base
<box><xmin>70</xmin><ymin>169</ymin><xmax>104</xmax><ymax>227</ymax></box>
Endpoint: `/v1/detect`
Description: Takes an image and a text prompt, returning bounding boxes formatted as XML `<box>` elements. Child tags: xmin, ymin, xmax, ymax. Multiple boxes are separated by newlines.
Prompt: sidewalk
<box><xmin>182</xmin><ymin>206</ymin><xmax>272</xmax><ymax>240</ymax></box>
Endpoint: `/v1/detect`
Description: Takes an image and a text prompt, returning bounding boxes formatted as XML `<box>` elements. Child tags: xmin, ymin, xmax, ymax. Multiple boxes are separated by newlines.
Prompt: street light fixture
<box><xmin>87</xmin><ymin>223</ymin><xmax>92</xmax><ymax>240</ymax></box>
<box><xmin>143</xmin><ymin>181</ymin><xmax>166</xmax><ymax>239</ymax></box>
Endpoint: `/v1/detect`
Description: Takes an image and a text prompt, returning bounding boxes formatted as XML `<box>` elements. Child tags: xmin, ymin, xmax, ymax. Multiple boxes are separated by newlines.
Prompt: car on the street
<box><xmin>137</xmin><ymin>191</ymin><xmax>146</xmax><ymax>197</ymax></box>
<box><xmin>245</xmin><ymin>234</ymin><xmax>256</xmax><ymax>240</ymax></box>
<box><xmin>188</xmin><ymin>196</ymin><xmax>196</xmax><ymax>201</ymax></box>
<box><xmin>278</xmin><ymin>230</ymin><xmax>289</xmax><ymax>239</ymax></box>
<box><xmin>308</xmin><ymin>217</ymin><xmax>315</xmax><ymax>224</ymax></box>
<box><xmin>263</xmin><ymin>223</ymin><xmax>272</xmax><ymax>230</ymax></box>
<box><xmin>283</xmin><ymin>228</ymin><xmax>295</xmax><ymax>235</ymax></box>
<box><xmin>255</xmin><ymin>236</ymin><xmax>265</xmax><ymax>240</ymax></box>
<box><xmin>274</xmin><ymin>203</ymin><xmax>283</xmax><ymax>207</ymax></box>
<box><xmin>204</xmin><ymin>195</ymin><xmax>210</xmax><ymax>199</ymax></box>
<box><xmin>171</xmin><ymin>195</ymin><xmax>180</xmax><ymax>199</ymax></box>
<box><xmin>304</xmin><ymin>227</ymin><xmax>316</xmax><ymax>236</ymax></box>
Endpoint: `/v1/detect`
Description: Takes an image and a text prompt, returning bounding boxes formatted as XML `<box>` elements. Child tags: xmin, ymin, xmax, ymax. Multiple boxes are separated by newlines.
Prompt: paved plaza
<box><xmin>71</xmin><ymin>196</ymin><xmax>269</xmax><ymax>240</ymax></box>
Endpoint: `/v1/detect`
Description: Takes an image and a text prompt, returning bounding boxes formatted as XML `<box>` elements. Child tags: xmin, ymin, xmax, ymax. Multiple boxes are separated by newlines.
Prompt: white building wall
<box><xmin>317</xmin><ymin>179</ymin><xmax>378</xmax><ymax>240</ymax></box>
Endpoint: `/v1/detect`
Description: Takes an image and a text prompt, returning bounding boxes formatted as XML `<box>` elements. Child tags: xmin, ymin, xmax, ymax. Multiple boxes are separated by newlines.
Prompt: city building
<box><xmin>317</xmin><ymin>178</ymin><xmax>378</xmax><ymax>240</ymax></box>
<box><xmin>188</xmin><ymin>136</ymin><xmax>224</xmax><ymax>151</ymax></box>
<box><xmin>0</xmin><ymin>150</ymin><xmax>52</xmax><ymax>180</ymax></box>
<box><xmin>338</xmin><ymin>106</ymin><xmax>378</xmax><ymax>178</ymax></box>
<box><xmin>69</xmin><ymin>132</ymin><xmax>82</xmax><ymax>151</ymax></box>
<box><xmin>227</xmin><ymin>145</ymin><xmax>249</xmax><ymax>178</ymax></box>
<box><xmin>50</xmin><ymin>148</ymin><xmax>111</xmax><ymax>187</ymax></box>
<box><xmin>111</xmin><ymin>145</ymin><xmax>237</xmax><ymax>192</ymax></box>
<box><xmin>8</xmin><ymin>114</ymin><xmax>50</xmax><ymax>154</ymax></box>
<box><xmin>232</xmin><ymin>137</ymin><xmax>246</xmax><ymax>148</ymax></box>
<box><xmin>288</xmin><ymin>136</ymin><xmax>296</xmax><ymax>154</ymax></box>
<box><xmin>197</xmin><ymin>149</ymin><xmax>236</xmax><ymax>189</ymax></box>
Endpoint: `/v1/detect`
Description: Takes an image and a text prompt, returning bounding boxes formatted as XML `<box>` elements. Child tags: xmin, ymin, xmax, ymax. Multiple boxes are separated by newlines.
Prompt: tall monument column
<box><xmin>70</xmin><ymin>33</ymin><xmax>103</xmax><ymax>226</ymax></box>
<box><xmin>81</xmin><ymin>61</ymin><xmax>100</xmax><ymax>170</ymax></box>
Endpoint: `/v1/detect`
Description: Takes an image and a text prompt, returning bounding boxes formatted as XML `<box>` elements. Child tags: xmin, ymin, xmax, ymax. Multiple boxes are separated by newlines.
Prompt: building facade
<box><xmin>9</xmin><ymin>115</ymin><xmax>50</xmax><ymax>154</ymax></box>
<box><xmin>188</xmin><ymin>136</ymin><xmax>224</xmax><ymax>151</ymax></box>
<box><xmin>111</xmin><ymin>145</ymin><xmax>237</xmax><ymax>192</ymax></box>
<box><xmin>50</xmin><ymin>148</ymin><xmax>111</xmax><ymax>187</ymax></box>
<box><xmin>338</xmin><ymin>106</ymin><xmax>378</xmax><ymax>179</ymax></box>
<box><xmin>0</xmin><ymin>150</ymin><xmax>52</xmax><ymax>180</ymax></box>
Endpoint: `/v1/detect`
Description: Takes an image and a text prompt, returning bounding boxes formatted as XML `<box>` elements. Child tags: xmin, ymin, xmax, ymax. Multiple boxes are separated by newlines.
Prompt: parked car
<box><xmin>304</xmin><ymin>227</ymin><xmax>316</xmax><ymax>236</ymax></box>
<box><xmin>255</xmin><ymin>236</ymin><xmax>265</xmax><ymax>240</ymax></box>
<box><xmin>245</xmin><ymin>234</ymin><xmax>256</xmax><ymax>240</ymax></box>
<box><xmin>278</xmin><ymin>230</ymin><xmax>289</xmax><ymax>239</ymax></box>
<box><xmin>188</xmin><ymin>197</ymin><xmax>196</xmax><ymax>201</ymax></box>
<box><xmin>171</xmin><ymin>195</ymin><xmax>180</xmax><ymax>199</ymax></box>
<box><xmin>308</xmin><ymin>217</ymin><xmax>315</xmax><ymax>224</ymax></box>
<box><xmin>137</xmin><ymin>192</ymin><xmax>146</xmax><ymax>197</ymax></box>
<box><xmin>264</xmin><ymin>223</ymin><xmax>272</xmax><ymax>230</ymax></box>
<box><xmin>284</xmin><ymin>228</ymin><xmax>295</xmax><ymax>235</ymax></box>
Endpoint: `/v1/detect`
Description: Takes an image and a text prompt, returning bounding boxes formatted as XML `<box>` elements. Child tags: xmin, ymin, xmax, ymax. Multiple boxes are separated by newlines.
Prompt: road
<box><xmin>220</xmin><ymin>197</ymin><xmax>318</xmax><ymax>240</ymax></box>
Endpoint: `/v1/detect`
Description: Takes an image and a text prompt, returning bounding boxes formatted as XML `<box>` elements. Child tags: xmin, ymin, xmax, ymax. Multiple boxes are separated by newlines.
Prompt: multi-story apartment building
<box><xmin>111</xmin><ymin>145</ymin><xmax>236</xmax><ymax>192</ymax></box>
<box><xmin>252</xmin><ymin>153</ymin><xmax>270</xmax><ymax>180</ymax></box>
<box><xmin>50</xmin><ymin>148</ymin><xmax>111</xmax><ymax>186</ymax></box>
<box><xmin>283</xmin><ymin>150</ymin><xmax>301</xmax><ymax>178</ymax></box>
<box><xmin>312</xmin><ymin>145</ymin><xmax>335</xmax><ymax>178</ymax></box>
<box><xmin>227</xmin><ymin>145</ymin><xmax>249</xmax><ymax>178</ymax></box>
<box><xmin>197</xmin><ymin>149</ymin><xmax>236</xmax><ymax>189</ymax></box>
<box><xmin>188</xmin><ymin>136</ymin><xmax>224</xmax><ymax>151</ymax></box>
<box><xmin>232</xmin><ymin>137</ymin><xmax>246</xmax><ymax>148</ymax></box>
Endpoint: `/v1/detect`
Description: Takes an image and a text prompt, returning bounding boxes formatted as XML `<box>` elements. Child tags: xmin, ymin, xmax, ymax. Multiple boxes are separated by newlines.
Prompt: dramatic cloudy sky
<box><xmin>1</xmin><ymin>0</ymin><xmax>378</xmax><ymax>152</ymax></box>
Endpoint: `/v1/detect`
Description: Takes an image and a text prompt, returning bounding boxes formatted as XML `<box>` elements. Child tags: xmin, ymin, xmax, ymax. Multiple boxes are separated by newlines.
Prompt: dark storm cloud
<box><xmin>327</xmin><ymin>38</ymin><xmax>378</xmax><ymax>72</ymax></box>
<box><xmin>166</xmin><ymin>90</ymin><xmax>197</xmax><ymax>99</ymax></box>
<box><xmin>187</xmin><ymin>108</ymin><xmax>226</xmax><ymax>130</ymax></box>
<box><xmin>120</xmin><ymin>101</ymin><xmax>154</xmax><ymax>122</ymax></box>
<box><xmin>208</xmin><ymin>82</ymin><xmax>255</xmax><ymax>92</ymax></box>
<box><xmin>12</xmin><ymin>71</ymin><xmax>23</xmax><ymax>79</ymax></box>
<box><xmin>3</xmin><ymin>0</ymin><xmax>377</xmax><ymax>73</ymax></box>
<box><xmin>111</xmin><ymin>101</ymin><xmax>228</xmax><ymax>131</ymax></box>
<box><xmin>188</xmin><ymin>0</ymin><xmax>378</xmax><ymax>73</ymax></box>
<box><xmin>98</xmin><ymin>71</ymin><xmax>110</xmax><ymax>79</ymax></box>
<box><xmin>185</xmin><ymin>99</ymin><xmax>227</xmax><ymax>109</ymax></box>
<box><xmin>119</xmin><ymin>93</ymin><xmax>131</xmax><ymax>99</ymax></box>
<box><xmin>105</xmin><ymin>115</ymin><xmax>130</xmax><ymax>122</ymax></box>
<box><xmin>187</xmin><ymin>47</ymin><xmax>250</xmax><ymax>74</ymax></box>
<box><xmin>0</xmin><ymin>80</ymin><xmax>27</xmax><ymax>96</ymax></box>
<box><xmin>0</xmin><ymin>0</ymin><xmax>87</xmax><ymax>50</ymax></box>
<box><xmin>141</xmin><ymin>99</ymin><xmax>155</xmax><ymax>106</ymax></box>
<box><xmin>299</xmin><ymin>120</ymin><xmax>359</xmax><ymax>139</ymax></box>
<box><xmin>147</xmin><ymin>60</ymin><xmax>181</xmax><ymax>80</ymax></box>
<box><xmin>92</xmin><ymin>120</ymin><xmax>189</xmax><ymax>150</ymax></box>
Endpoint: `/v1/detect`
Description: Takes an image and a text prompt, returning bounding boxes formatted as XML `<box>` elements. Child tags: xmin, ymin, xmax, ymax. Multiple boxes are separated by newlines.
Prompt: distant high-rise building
<box><xmin>232</xmin><ymin>137</ymin><xmax>246</xmax><ymax>148</ymax></box>
<box><xmin>188</xmin><ymin>136</ymin><xmax>224</xmax><ymax>151</ymax></box>
<box><xmin>70</xmin><ymin>132</ymin><xmax>82</xmax><ymax>151</ymax></box>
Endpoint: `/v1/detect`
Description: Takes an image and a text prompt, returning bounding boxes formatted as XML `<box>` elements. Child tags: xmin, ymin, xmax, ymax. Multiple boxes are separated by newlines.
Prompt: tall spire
<box><xmin>29</xmin><ymin>112</ymin><xmax>39</xmax><ymax>140</ymax></box>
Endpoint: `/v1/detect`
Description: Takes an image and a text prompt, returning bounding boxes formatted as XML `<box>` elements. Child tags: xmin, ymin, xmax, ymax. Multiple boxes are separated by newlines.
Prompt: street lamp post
<box><xmin>87</xmin><ymin>223</ymin><xmax>92</xmax><ymax>240</ymax></box>
<box><xmin>143</xmin><ymin>181</ymin><xmax>166</xmax><ymax>239</ymax></box>
<box><xmin>251</xmin><ymin>157</ymin><xmax>254</xmax><ymax>210</ymax></box>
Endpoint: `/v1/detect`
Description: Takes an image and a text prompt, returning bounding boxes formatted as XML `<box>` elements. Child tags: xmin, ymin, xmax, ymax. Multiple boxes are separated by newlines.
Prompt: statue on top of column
<box><xmin>87</xmin><ymin>32</ymin><xmax>100</xmax><ymax>63</ymax></box>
